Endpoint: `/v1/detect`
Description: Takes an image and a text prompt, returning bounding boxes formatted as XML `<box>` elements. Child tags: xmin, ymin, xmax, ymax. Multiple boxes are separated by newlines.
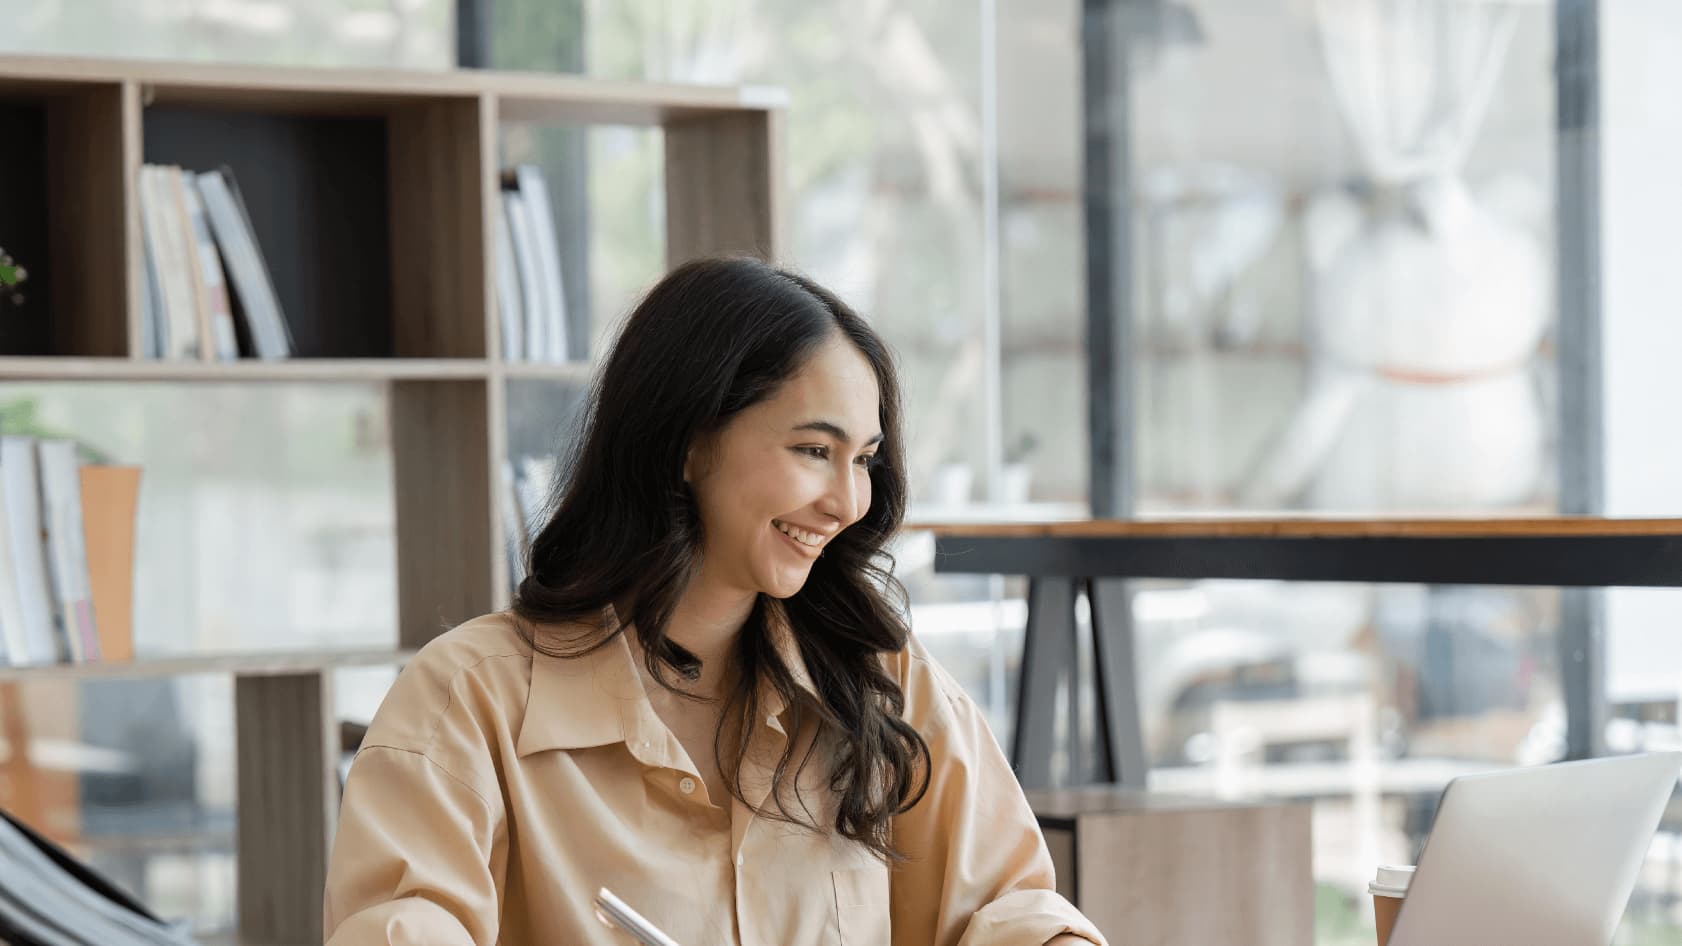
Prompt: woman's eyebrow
<box><xmin>792</xmin><ymin>420</ymin><xmax>885</xmax><ymax>447</ymax></box>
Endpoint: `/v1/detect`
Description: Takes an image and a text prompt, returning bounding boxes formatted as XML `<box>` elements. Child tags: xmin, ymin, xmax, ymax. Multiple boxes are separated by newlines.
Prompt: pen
<box><xmin>593</xmin><ymin>887</ymin><xmax>683</xmax><ymax>946</ymax></box>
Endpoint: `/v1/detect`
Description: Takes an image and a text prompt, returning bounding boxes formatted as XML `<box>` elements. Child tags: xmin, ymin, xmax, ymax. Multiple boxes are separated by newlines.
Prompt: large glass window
<box><xmin>1127</xmin><ymin>2</ymin><xmax>1556</xmax><ymax>516</ymax></box>
<box><xmin>1098</xmin><ymin>3</ymin><xmax>1678</xmax><ymax>942</ymax></box>
<box><xmin>0</xmin><ymin>0</ymin><xmax>453</xmax><ymax>68</ymax></box>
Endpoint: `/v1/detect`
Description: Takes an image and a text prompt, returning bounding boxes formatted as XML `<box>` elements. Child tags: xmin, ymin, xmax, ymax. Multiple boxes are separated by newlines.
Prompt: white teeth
<box><xmin>774</xmin><ymin>520</ymin><xmax>822</xmax><ymax>548</ymax></box>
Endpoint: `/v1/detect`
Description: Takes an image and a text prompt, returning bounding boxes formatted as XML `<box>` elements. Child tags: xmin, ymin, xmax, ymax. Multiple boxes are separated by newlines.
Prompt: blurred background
<box><xmin>2</xmin><ymin>0</ymin><xmax>1681</xmax><ymax>942</ymax></box>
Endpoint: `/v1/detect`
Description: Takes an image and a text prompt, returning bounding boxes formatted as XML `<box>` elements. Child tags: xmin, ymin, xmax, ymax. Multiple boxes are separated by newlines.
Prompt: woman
<box><xmin>324</xmin><ymin>257</ymin><xmax>1105</xmax><ymax>945</ymax></box>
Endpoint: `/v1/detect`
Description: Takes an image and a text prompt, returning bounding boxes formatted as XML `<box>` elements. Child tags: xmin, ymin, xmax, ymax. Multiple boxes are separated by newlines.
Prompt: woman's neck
<box><xmin>629</xmin><ymin>577</ymin><xmax>756</xmax><ymax>697</ymax></box>
<box><xmin>676</xmin><ymin>586</ymin><xmax>753</xmax><ymax>657</ymax></box>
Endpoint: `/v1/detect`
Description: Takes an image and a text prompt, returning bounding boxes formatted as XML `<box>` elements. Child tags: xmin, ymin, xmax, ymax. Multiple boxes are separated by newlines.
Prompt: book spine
<box><xmin>139</xmin><ymin>165</ymin><xmax>201</xmax><ymax>361</ymax></box>
<box><xmin>181</xmin><ymin>172</ymin><xmax>241</xmax><ymax>361</ymax></box>
<box><xmin>166</xmin><ymin>168</ymin><xmax>215</xmax><ymax>363</ymax></box>
<box><xmin>0</xmin><ymin>475</ymin><xmax>27</xmax><ymax>664</ymax></box>
<box><xmin>197</xmin><ymin>169</ymin><xmax>290</xmax><ymax>360</ymax></box>
<box><xmin>515</xmin><ymin>165</ymin><xmax>570</xmax><ymax>363</ymax></box>
<box><xmin>2</xmin><ymin>437</ymin><xmax>67</xmax><ymax>664</ymax></box>
<box><xmin>503</xmin><ymin>190</ymin><xmax>548</xmax><ymax>364</ymax></box>
<box><xmin>38</xmin><ymin>441</ymin><xmax>99</xmax><ymax>663</ymax></box>
<box><xmin>494</xmin><ymin>197</ymin><xmax>525</xmax><ymax>362</ymax></box>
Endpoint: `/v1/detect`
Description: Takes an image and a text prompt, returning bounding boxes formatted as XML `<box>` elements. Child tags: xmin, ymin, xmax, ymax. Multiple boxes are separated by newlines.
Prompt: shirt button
<box><xmin>679</xmin><ymin>776</ymin><xmax>697</xmax><ymax>795</ymax></box>
<box><xmin>735</xmin><ymin>852</ymin><xmax>744</xmax><ymax>867</ymax></box>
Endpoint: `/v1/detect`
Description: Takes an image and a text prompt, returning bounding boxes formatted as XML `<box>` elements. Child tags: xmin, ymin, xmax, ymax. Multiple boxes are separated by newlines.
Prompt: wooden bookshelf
<box><xmin>0</xmin><ymin>355</ymin><xmax>495</xmax><ymax>382</ymax></box>
<box><xmin>0</xmin><ymin>52</ymin><xmax>784</xmax><ymax>945</ymax></box>
<box><xmin>496</xmin><ymin>359</ymin><xmax>596</xmax><ymax>383</ymax></box>
<box><xmin>0</xmin><ymin>648</ymin><xmax>413</xmax><ymax>684</ymax></box>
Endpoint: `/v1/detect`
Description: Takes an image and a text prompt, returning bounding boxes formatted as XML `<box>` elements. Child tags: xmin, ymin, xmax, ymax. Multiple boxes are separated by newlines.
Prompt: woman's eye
<box><xmin>796</xmin><ymin>445</ymin><xmax>828</xmax><ymax>460</ymax></box>
<box><xmin>855</xmin><ymin>454</ymin><xmax>879</xmax><ymax>469</ymax></box>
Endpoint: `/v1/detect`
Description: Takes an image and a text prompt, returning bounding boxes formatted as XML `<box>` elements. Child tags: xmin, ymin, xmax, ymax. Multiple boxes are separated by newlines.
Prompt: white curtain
<box><xmin>1245</xmin><ymin>0</ymin><xmax>1549</xmax><ymax>510</ymax></box>
<box><xmin>1314</xmin><ymin>0</ymin><xmax>1523</xmax><ymax>185</ymax></box>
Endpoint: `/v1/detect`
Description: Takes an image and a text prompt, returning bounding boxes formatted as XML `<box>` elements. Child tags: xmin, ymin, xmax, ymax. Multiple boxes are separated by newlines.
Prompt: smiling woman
<box><xmin>687</xmin><ymin>339</ymin><xmax>885</xmax><ymax>601</ymax></box>
<box><xmin>322</xmin><ymin>257</ymin><xmax>1105</xmax><ymax>945</ymax></box>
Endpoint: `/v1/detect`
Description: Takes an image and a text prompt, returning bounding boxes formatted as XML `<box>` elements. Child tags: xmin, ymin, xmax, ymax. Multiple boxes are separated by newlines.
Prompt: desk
<box><xmin>1029</xmin><ymin>787</ymin><xmax>1314</xmax><ymax>946</ymax></box>
<box><xmin>924</xmin><ymin>516</ymin><xmax>1682</xmax><ymax>787</ymax></box>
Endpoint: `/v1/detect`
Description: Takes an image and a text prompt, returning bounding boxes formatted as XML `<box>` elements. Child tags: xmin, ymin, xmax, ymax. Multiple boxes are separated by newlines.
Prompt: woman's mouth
<box><xmin>772</xmin><ymin>519</ymin><xmax>824</xmax><ymax>555</ymax></box>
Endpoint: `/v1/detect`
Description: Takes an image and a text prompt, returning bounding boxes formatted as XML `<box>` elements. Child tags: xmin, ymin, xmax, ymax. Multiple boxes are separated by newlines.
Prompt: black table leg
<box><xmin>1088</xmin><ymin>577</ymin><xmax>1149</xmax><ymax>788</ymax></box>
<box><xmin>1012</xmin><ymin>577</ymin><xmax>1079</xmax><ymax>788</ymax></box>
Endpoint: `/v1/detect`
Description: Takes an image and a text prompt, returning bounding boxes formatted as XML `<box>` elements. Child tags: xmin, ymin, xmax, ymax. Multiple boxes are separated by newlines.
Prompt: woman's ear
<box><xmin>683</xmin><ymin>435</ymin><xmax>710</xmax><ymax>484</ymax></box>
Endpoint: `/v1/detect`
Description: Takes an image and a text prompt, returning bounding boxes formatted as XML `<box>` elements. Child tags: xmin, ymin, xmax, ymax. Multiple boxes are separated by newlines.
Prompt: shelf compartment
<box><xmin>142</xmin><ymin>94</ymin><xmax>492</xmax><ymax>360</ymax></box>
<box><xmin>0</xmin><ymin>78</ymin><xmax>131</xmax><ymax>358</ymax></box>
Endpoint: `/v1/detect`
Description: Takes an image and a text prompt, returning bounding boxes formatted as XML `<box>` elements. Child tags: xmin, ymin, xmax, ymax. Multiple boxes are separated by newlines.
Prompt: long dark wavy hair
<box><xmin>511</xmin><ymin>256</ymin><xmax>930</xmax><ymax>860</ymax></box>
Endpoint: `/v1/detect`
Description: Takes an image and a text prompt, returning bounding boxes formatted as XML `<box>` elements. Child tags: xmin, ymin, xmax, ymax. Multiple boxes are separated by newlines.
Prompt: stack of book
<box><xmin>499</xmin><ymin>453</ymin><xmax>558</xmax><ymax>592</ymax></box>
<box><xmin>0</xmin><ymin>438</ymin><xmax>137</xmax><ymax>667</ymax></box>
<box><xmin>138</xmin><ymin>164</ymin><xmax>294</xmax><ymax>362</ymax></box>
<box><xmin>495</xmin><ymin>165</ymin><xmax>572</xmax><ymax>364</ymax></box>
<box><xmin>0</xmin><ymin>808</ymin><xmax>198</xmax><ymax>945</ymax></box>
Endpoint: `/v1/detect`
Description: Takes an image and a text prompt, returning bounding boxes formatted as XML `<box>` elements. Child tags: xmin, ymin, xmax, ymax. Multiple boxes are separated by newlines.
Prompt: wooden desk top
<box><xmin>1025</xmin><ymin>786</ymin><xmax>1309</xmax><ymax>820</ymax></box>
<box><xmin>912</xmin><ymin>516</ymin><xmax>1682</xmax><ymax>540</ymax></box>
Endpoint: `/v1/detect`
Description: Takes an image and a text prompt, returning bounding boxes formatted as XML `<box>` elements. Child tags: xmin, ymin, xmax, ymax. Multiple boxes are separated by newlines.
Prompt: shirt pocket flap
<box><xmin>831</xmin><ymin>866</ymin><xmax>890</xmax><ymax>945</ymax></box>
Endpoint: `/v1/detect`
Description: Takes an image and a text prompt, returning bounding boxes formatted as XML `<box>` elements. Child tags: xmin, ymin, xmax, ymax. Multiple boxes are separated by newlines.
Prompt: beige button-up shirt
<box><xmin>324</xmin><ymin>609</ymin><xmax>1106</xmax><ymax>946</ymax></box>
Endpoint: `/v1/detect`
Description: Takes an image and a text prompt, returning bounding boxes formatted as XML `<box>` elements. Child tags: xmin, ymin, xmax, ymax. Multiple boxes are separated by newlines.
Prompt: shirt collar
<box><xmin>516</xmin><ymin>616</ymin><xmax>641</xmax><ymax>757</ymax></box>
<box><xmin>515</xmin><ymin>599</ymin><xmax>822</xmax><ymax>758</ymax></box>
<box><xmin>759</xmin><ymin>597</ymin><xmax>819</xmax><ymax>723</ymax></box>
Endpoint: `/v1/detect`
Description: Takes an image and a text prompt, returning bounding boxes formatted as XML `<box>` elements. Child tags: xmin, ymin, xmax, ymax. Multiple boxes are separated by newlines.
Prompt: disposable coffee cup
<box><xmin>1369</xmin><ymin>865</ymin><xmax>1415</xmax><ymax>945</ymax></box>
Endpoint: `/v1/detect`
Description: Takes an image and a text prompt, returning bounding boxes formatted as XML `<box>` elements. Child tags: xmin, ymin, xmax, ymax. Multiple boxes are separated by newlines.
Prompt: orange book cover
<box><xmin>77</xmin><ymin>465</ymin><xmax>140</xmax><ymax>664</ymax></box>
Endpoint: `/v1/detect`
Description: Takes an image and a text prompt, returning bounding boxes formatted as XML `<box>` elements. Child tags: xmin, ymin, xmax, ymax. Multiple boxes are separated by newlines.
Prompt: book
<box><xmin>79</xmin><ymin>465</ymin><xmax>141</xmax><ymax>664</ymax></box>
<box><xmin>197</xmin><ymin>167</ymin><xmax>292</xmax><ymax>360</ymax></box>
<box><xmin>494</xmin><ymin>194</ymin><xmax>526</xmax><ymax>362</ymax></box>
<box><xmin>510</xmin><ymin>165</ymin><xmax>570</xmax><ymax>363</ymax></box>
<box><xmin>224</xmin><ymin>167</ymin><xmax>296</xmax><ymax>356</ymax></box>
<box><xmin>0</xmin><ymin>447</ymin><xmax>30</xmax><ymax>663</ymax></box>
<box><xmin>1</xmin><ymin>437</ymin><xmax>64</xmax><ymax>664</ymax></box>
<box><xmin>502</xmin><ymin>189</ymin><xmax>548</xmax><ymax>364</ymax></box>
<box><xmin>37</xmin><ymin>441</ymin><xmax>99</xmax><ymax>663</ymax></box>
<box><xmin>0</xmin><ymin>475</ymin><xmax>27</xmax><ymax>665</ymax></box>
<box><xmin>139</xmin><ymin>211</ymin><xmax>166</xmax><ymax>359</ymax></box>
<box><xmin>180</xmin><ymin>171</ymin><xmax>240</xmax><ymax>361</ymax></box>
<box><xmin>163</xmin><ymin>167</ymin><xmax>216</xmax><ymax>363</ymax></box>
<box><xmin>0</xmin><ymin>807</ymin><xmax>198</xmax><ymax>945</ymax></box>
<box><xmin>138</xmin><ymin>165</ymin><xmax>201</xmax><ymax>360</ymax></box>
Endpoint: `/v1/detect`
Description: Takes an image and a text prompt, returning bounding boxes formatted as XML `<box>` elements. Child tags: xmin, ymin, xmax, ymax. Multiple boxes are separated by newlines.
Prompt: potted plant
<box><xmin>0</xmin><ymin>244</ymin><xmax>26</xmax><ymax>305</ymax></box>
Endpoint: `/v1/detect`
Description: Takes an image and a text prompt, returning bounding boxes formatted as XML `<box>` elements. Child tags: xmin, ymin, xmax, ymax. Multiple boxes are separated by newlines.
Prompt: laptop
<box><xmin>1390</xmin><ymin>751</ymin><xmax>1682</xmax><ymax>945</ymax></box>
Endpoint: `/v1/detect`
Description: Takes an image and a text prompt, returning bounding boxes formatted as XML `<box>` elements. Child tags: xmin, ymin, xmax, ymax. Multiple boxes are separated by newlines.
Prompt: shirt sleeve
<box><xmin>323</xmin><ymin>650</ymin><xmax>511</xmax><ymax>945</ymax></box>
<box><xmin>889</xmin><ymin>640</ymin><xmax>1108</xmax><ymax>946</ymax></box>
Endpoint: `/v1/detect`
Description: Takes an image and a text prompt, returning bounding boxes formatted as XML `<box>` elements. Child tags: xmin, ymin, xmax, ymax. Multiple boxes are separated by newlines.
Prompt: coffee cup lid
<box><xmin>1368</xmin><ymin>865</ymin><xmax>1415</xmax><ymax>897</ymax></box>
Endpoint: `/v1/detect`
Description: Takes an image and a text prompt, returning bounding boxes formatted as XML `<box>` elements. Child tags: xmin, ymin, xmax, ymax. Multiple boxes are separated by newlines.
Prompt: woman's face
<box><xmin>686</xmin><ymin>335</ymin><xmax>882</xmax><ymax>600</ymax></box>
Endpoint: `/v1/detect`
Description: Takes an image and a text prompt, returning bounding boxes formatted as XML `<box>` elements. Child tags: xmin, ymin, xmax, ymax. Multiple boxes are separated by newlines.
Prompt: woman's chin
<box><xmin>758</xmin><ymin>565</ymin><xmax>815</xmax><ymax>599</ymax></box>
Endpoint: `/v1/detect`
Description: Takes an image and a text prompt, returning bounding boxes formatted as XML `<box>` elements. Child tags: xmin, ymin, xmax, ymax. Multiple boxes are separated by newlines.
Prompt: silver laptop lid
<box><xmin>1391</xmin><ymin>751</ymin><xmax>1682</xmax><ymax>946</ymax></box>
